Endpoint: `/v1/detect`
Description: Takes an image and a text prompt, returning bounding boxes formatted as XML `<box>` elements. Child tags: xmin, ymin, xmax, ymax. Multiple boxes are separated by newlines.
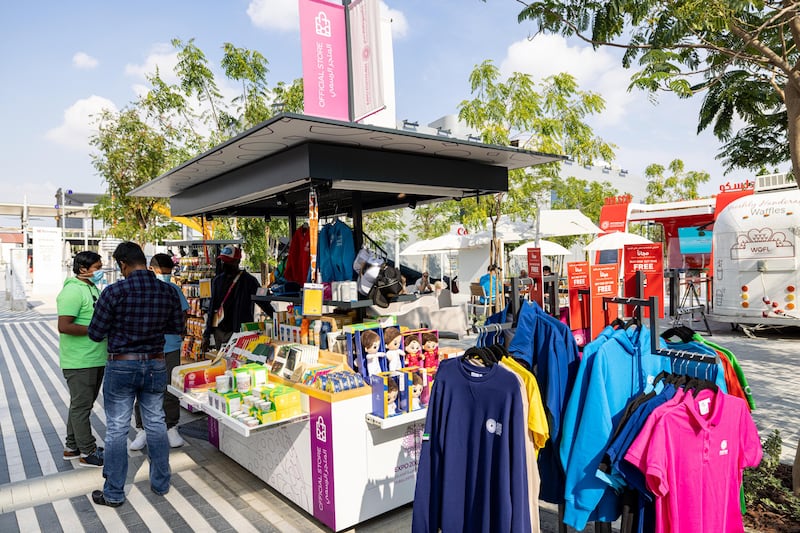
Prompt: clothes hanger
<box><xmin>609</xmin><ymin>317</ymin><xmax>626</xmax><ymax>329</ymax></box>
<box><xmin>660</xmin><ymin>326</ymin><xmax>694</xmax><ymax>343</ymax></box>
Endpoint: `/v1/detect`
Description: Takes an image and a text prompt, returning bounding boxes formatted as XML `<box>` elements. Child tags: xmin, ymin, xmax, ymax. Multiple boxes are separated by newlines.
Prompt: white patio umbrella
<box><xmin>399</xmin><ymin>232</ymin><xmax>489</xmax><ymax>255</ymax></box>
<box><xmin>584</xmin><ymin>231</ymin><xmax>653</xmax><ymax>251</ymax></box>
<box><xmin>510</xmin><ymin>239</ymin><xmax>571</xmax><ymax>257</ymax></box>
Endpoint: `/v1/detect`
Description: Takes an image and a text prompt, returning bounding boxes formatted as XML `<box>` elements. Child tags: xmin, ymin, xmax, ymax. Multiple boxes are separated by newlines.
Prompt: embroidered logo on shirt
<box><xmin>720</xmin><ymin>439</ymin><xmax>729</xmax><ymax>456</ymax></box>
<box><xmin>485</xmin><ymin>418</ymin><xmax>503</xmax><ymax>436</ymax></box>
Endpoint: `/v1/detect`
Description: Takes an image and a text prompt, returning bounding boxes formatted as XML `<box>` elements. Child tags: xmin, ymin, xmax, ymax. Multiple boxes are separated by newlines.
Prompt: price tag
<box><xmin>302</xmin><ymin>283</ymin><xmax>324</xmax><ymax>316</ymax></box>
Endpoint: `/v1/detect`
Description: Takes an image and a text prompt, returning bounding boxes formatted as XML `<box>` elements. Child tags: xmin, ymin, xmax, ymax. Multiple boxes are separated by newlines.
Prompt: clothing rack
<box><xmin>471</xmin><ymin>321</ymin><xmax>513</xmax><ymax>334</ymax></box>
<box><xmin>602</xmin><ymin>295</ymin><xmax>718</xmax><ymax>363</ymax></box>
<box><xmin>510</xmin><ymin>275</ymin><xmax>559</xmax><ymax>320</ymax></box>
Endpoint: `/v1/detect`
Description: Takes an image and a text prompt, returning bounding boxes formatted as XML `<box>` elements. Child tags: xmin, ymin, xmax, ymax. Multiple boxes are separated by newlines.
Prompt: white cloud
<box><xmin>45</xmin><ymin>95</ymin><xmax>118</xmax><ymax>151</ymax></box>
<box><xmin>124</xmin><ymin>43</ymin><xmax>179</xmax><ymax>84</ymax></box>
<box><xmin>381</xmin><ymin>1</ymin><xmax>408</xmax><ymax>39</ymax></box>
<box><xmin>247</xmin><ymin>0</ymin><xmax>298</xmax><ymax>31</ymax></box>
<box><xmin>499</xmin><ymin>34</ymin><xmax>636</xmax><ymax>126</ymax></box>
<box><xmin>72</xmin><ymin>52</ymin><xmax>98</xmax><ymax>70</ymax></box>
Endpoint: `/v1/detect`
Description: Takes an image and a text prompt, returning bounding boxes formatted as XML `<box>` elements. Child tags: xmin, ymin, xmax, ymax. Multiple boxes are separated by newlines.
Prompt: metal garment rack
<box><xmin>510</xmin><ymin>274</ymin><xmax>559</xmax><ymax>320</ymax></box>
<box><xmin>602</xmin><ymin>295</ymin><xmax>718</xmax><ymax>362</ymax></box>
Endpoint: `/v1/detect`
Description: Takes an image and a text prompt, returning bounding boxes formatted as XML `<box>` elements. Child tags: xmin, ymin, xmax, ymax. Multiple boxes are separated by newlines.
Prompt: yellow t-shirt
<box><xmin>502</xmin><ymin>356</ymin><xmax>549</xmax><ymax>452</ymax></box>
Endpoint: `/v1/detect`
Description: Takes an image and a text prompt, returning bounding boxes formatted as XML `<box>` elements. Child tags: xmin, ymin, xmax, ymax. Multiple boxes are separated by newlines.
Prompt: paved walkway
<box><xmin>0</xmin><ymin>292</ymin><xmax>796</xmax><ymax>532</ymax></box>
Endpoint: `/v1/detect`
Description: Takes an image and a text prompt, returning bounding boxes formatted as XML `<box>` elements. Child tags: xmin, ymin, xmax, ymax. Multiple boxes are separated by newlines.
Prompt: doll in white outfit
<box><xmin>361</xmin><ymin>330</ymin><xmax>383</xmax><ymax>377</ymax></box>
<box><xmin>383</xmin><ymin>327</ymin><xmax>404</xmax><ymax>371</ymax></box>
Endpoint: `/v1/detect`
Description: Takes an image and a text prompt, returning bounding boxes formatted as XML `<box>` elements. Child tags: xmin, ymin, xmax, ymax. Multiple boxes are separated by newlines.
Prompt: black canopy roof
<box><xmin>131</xmin><ymin>113</ymin><xmax>564</xmax><ymax>219</ymax></box>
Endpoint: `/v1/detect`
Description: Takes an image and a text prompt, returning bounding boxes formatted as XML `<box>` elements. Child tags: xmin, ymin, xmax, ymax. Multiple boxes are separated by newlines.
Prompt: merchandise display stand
<box><xmin>169</xmin><ymin>363</ymin><xmax>425</xmax><ymax>532</ymax></box>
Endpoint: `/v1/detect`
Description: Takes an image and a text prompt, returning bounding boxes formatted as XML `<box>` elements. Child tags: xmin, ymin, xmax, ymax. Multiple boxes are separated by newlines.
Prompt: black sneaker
<box><xmin>92</xmin><ymin>490</ymin><xmax>123</xmax><ymax>508</ymax></box>
<box><xmin>79</xmin><ymin>447</ymin><xmax>104</xmax><ymax>468</ymax></box>
<box><xmin>63</xmin><ymin>448</ymin><xmax>80</xmax><ymax>461</ymax></box>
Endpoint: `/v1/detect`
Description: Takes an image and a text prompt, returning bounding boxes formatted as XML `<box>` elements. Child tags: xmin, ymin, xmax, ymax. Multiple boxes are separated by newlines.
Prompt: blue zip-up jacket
<box><xmin>319</xmin><ymin>220</ymin><xmax>355</xmax><ymax>282</ymax></box>
<box><xmin>562</xmin><ymin>326</ymin><xmax>670</xmax><ymax>530</ymax></box>
<box><xmin>508</xmin><ymin>301</ymin><xmax>579</xmax><ymax>503</ymax></box>
<box><xmin>559</xmin><ymin>326</ymin><xmax>615</xmax><ymax>470</ymax></box>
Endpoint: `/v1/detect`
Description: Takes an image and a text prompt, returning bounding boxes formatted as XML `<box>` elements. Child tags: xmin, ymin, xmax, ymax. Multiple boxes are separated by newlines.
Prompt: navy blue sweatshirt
<box><xmin>412</xmin><ymin>358</ymin><xmax>531</xmax><ymax>533</ymax></box>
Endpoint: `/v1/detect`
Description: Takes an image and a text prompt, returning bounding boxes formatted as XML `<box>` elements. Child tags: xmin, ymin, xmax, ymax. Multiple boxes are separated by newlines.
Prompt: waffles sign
<box><xmin>730</xmin><ymin>228</ymin><xmax>795</xmax><ymax>259</ymax></box>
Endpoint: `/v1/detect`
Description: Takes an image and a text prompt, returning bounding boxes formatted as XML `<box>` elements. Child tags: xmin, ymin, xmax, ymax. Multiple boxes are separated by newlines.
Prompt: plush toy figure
<box><xmin>421</xmin><ymin>332</ymin><xmax>440</xmax><ymax>370</ymax></box>
<box><xmin>361</xmin><ymin>330</ymin><xmax>383</xmax><ymax>377</ymax></box>
<box><xmin>384</xmin><ymin>327</ymin><xmax>404</xmax><ymax>371</ymax></box>
<box><xmin>386</xmin><ymin>379</ymin><xmax>399</xmax><ymax>416</ymax></box>
<box><xmin>404</xmin><ymin>334</ymin><xmax>422</xmax><ymax>367</ymax></box>
<box><xmin>410</xmin><ymin>373</ymin><xmax>424</xmax><ymax>410</ymax></box>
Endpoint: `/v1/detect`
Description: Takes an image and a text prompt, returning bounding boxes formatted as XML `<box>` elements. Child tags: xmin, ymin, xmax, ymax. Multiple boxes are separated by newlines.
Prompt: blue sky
<box><xmin>0</xmin><ymin>0</ymin><xmax>772</xmax><ymax>211</ymax></box>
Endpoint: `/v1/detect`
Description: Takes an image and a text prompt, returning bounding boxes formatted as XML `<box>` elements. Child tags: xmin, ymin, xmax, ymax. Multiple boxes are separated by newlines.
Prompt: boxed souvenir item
<box><xmin>401</xmin><ymin>367</ymin><xmax>432</xmax><ymax>412</ymax></box>
<box><xmin>402</xmin><ymin>329</ymin><xmax>440</xmax><ymax>372</ymax></box>
<box><xmin>370</xmin><ymin>371</ymin><xmax>409</xmax><ymax>418</ymax></box>
<box><xmin>172</xmin><ymin>361</ymin><xmax>227</xmax><ymax>393</ymax></box>
<box><xmin>347</xmin><ymin>327</ymin><xmax>386</xmax><ymax>379</ymax></box>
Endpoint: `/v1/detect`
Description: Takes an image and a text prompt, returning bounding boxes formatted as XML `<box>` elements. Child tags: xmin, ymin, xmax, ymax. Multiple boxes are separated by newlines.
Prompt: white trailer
<box><xmin>710</xmin><ymin>173</ymin><xmax>800</xmax><ymax>327</ymax></box>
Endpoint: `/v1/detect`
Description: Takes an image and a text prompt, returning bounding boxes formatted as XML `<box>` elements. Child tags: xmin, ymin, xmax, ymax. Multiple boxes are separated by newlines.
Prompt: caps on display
<box><xmin>219</xmin><ymin>245</ymin><xmax>242</xmax><ymax>264</ymax></box>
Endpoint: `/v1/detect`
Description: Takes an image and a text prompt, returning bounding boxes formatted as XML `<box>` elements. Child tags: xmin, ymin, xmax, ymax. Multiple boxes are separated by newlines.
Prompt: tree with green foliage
<box><xmin>408</xmin><ymin>203</ymin><xmax>453</xmax><ymax>272</ymax></box>
<box><xmin>363</xmin><ymin>209</ymin><xmax>406</xmax><ymax>254</ymax></box>
<box><xmin>514</xmin><ymin>0</ymin><xmax>799</xmax><ymax>175</ymax></box>
<box><xmin>92</xmin><ymin>38</ymin><xmax>303</xmax><ymax>266</ymax></box>
<box><xmin>457</xmin><ymin>60</ymin><xmax>614</xmax><ymax>309</ymax></box>
<box><xmin>644</xmin><ymin>159</ymin><xmax>711</xmax><ymax>204</ymax></box>
<box><xmin>90</xmin><ymin>108</ymin><xmax>183</xmax><ymax>244</ymax></box>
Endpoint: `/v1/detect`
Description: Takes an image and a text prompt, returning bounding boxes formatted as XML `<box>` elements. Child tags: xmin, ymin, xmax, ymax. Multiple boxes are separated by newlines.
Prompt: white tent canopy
<box><xmin>584</xmin><ymin>231</ymin><xmax>652</xmax><ymax>251</ymax></box>
<box><xmin>510</xmin><ymin>239</ymin><xmax>571</xmax><ymax>256</ymax></box>
<box><xmin>538</xmin><ymin>209</ymin><xmax>603</xmax><ymax>237</ymax></box>
<box><xmin>399</xmin><ymin>232</ymin><xmax>489</xmax><ymax>255</ymax></box>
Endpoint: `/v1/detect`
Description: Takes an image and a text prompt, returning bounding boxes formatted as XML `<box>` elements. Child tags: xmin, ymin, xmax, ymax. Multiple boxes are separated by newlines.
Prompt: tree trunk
<box><xmin>784</xmin><ymin>80</ymin><xmax>800</xmax><ymax>178</ymax></box>
<box><xmin>794</xmin><ymin>439</ymin><xmax>800</xmax><ymax>496</ymax></box>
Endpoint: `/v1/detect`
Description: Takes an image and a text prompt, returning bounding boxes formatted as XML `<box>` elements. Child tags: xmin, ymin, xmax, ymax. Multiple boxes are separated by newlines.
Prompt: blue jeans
<box><xmin>103</xmin><ymin>359</ymin><xmax>170</xmax><ymax>503</ymax></box>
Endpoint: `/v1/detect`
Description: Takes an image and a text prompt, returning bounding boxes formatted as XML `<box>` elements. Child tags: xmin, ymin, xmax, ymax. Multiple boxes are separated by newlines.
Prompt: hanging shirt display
<box><xmin>625</xmin><ymin>388</ymin><xmax>762</xmax><ymax>533</ymax></box>
<box><xmin>284</xmin><ymin>225</ymin><xmax>311</xmax><ymax>284</ymax></box>
<box><xmin>319</xmin><ymin>219</ymin><xmax>356</xmax><ymax>282</ymax></box>
<box><xmin>508</xmin><ymin>300</ymin><xmax>579</xmax><ymax>504</ymax></box>
<box><xmin>412</xmin><ymin>357</ymin><xmax>531</xmax><ymax>533</ymax></box>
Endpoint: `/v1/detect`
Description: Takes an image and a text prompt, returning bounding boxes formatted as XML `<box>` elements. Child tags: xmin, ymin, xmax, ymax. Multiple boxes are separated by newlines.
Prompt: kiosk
<box><xmin>133</xmin><ymin>112</ymin><xmax>563</xmax><ymax>530</ymax></box>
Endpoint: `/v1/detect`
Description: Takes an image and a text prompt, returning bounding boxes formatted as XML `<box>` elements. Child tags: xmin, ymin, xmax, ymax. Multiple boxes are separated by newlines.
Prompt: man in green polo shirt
<box><xmin>57</xmin><ymin>251</ymin><xmax>108</xmax><ymax>468</ymax></box>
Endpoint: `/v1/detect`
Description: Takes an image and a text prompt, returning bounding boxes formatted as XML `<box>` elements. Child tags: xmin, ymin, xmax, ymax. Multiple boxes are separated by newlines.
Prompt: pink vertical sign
<box><xmin>299</xmin><ymin>0</ymin><xmax>350</xmax><ymax>121</ymax></box>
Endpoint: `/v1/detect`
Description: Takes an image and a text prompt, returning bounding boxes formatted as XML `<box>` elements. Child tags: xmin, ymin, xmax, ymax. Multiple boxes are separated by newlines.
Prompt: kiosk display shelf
<box><xmin>202</xmin><ymin>401</ymin><xmax>310</xmax><ymax>438</ymax></box>
<box><xmin>365</xmin><ymin>408</ymin><xmax>427</xmax><ymax>429</ymax></box>
<box><xmin>167</xmin><ymin>385</ymin><xmax>205</xmax><ymax>413</ymax></box>
<box><xmin>252</xmin><ymin>293</ymin><xmax>417</xmax><ymax>311</ymax></box>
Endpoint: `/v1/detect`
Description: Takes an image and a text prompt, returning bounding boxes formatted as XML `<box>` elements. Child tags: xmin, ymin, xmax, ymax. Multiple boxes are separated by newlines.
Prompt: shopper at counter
<box><xmin>204</xmin><ymin>245</ymin><xmax>261</xmax><ymax>348</ymax></box>
<box><xmin>57</xmin><ymin>251</ymin><xmax>108</xmax><ymax>468</ymax></box>
<box><xmin>87</xmin><ymin>242</ymin><xmax>183</xmax><ymax>507</ymax></box>
<box><xmin>129</xmin><ymin>253</ymin><xmax>189</xmax><ymax>451</ymax></box>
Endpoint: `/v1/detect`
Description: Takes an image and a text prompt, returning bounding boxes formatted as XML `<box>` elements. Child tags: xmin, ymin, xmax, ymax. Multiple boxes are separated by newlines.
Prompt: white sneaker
<box><xmin>129</xmin><ymin>429</ymin><xmax>147</xmax><ymax>451</ymax></box>
<box><xmin>167</xmin><ymin>427</ymin><xmax>185</xmax><ymax>448</ymax></box>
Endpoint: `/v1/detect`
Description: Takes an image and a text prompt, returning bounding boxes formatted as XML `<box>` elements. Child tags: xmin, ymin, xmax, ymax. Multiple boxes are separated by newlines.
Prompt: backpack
<box><xmin>370</xmin><ymin>264</ymin><xmax>404</xmax><ymax>308</ymax></box>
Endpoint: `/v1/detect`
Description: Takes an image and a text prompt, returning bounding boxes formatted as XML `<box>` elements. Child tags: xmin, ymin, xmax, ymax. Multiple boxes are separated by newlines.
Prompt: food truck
<box><xmin>601</xmin><ymin>172</ymin><xmax>800</xmax><ymax>328</ymax></box>
<box><xmin>709</xmin><ymin>173</ymin><xmax>800</xmax><ymax>326</ymax></box>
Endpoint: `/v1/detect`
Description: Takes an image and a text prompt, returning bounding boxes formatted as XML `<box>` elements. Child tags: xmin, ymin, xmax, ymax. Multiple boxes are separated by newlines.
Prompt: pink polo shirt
<box><xmin>625</xmin><ymin>388</ymin><xmax>762</xmax><ymax>533</ymax></box>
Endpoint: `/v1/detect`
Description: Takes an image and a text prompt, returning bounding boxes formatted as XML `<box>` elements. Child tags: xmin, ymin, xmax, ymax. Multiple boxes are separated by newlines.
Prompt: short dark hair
<box><xmin>72</xmin><ymin>251</ymin><xmax>102</xmax><ymax>275</ymax></box>
<box><xmin>113</xmin><ymin>241</ymin><xmax>146</xmax><ymax>267</ymax></box>
<box><xmin>150</xmin><ymin>253</ymin><xmax>175</xmax><ymax>270</ymax></box>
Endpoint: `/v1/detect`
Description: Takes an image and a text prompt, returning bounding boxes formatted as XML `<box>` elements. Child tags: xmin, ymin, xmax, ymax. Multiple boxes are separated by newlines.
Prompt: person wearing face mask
<box><xmin>203</xmin><ymin>245</ymin><xmax>261</xmax><ymax>349</ymax></box>
<box><xmin>57</xmin><ymin>251</ymin><xmax>108</xmax><ymax>468</ymax></box>
<box><xmin>129</xmin><ymin>254</ymin><xmax>189</xmax><ymax>451</ymax></box>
